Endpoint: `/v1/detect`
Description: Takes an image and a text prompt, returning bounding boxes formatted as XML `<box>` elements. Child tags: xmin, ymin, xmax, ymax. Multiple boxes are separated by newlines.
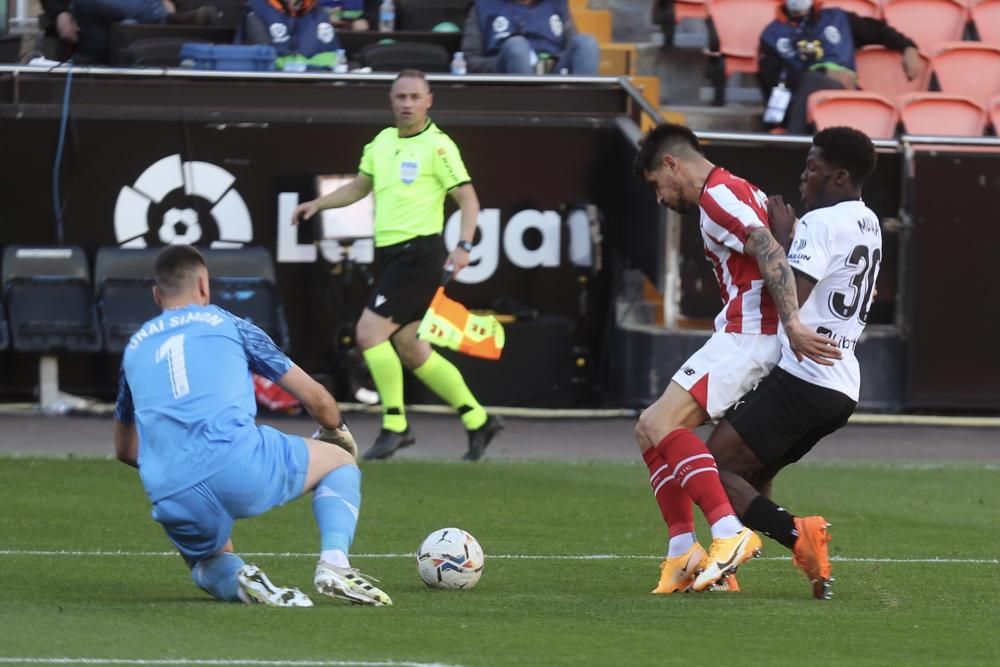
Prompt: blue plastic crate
<box><xmin>180</xmin><ymin>43</ymin><xmax>277</xmax><ymax>72</ymax></box>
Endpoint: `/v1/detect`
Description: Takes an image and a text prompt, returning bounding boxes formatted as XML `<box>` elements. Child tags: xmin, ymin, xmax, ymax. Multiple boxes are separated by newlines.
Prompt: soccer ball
<box><xmin>416</xmin><ymin>527</ymin><xmax>485</xmax><ymax>590</ymax></box>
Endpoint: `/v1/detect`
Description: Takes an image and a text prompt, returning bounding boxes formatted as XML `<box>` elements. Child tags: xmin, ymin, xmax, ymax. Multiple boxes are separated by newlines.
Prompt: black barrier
<box><xmin>0</xmin><ymin>68</ymin><xmax>628</xmax><ymax>405</ymax></box>
<box><xmin>1</xmin><ymin>68</ymin><xmax>997</xmax><ymax>410</ymax></box>
<box><xmin>906</xmin><ymin>147</ymin><xmax>1000</xmax><ymax>410</ymax></box>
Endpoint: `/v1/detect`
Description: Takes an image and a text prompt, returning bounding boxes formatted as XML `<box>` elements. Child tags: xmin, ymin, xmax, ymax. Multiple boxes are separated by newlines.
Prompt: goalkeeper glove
<box><xmin>312</xmin><ymin>420</ymin><xmax>358</xmax><ymax>459</ymax></box>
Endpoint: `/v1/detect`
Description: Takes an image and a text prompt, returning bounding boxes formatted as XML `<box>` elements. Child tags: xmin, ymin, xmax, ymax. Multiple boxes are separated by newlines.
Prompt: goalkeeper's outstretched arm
<box><xmin>276</xmin><ymin>364</ymin><xmax>358</xmax><ymax>458</ymax></box>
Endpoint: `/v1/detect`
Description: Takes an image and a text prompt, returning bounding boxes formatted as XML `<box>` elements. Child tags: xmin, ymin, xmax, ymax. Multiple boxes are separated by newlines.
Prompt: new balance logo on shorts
<box><xmin>682</xmin><ymin>366</ymin><xmax>696</xmax><ymax>376</ymax></box>
<box><xmin>374</xmin><ymin>294</ymin><xmax>387</xmax><ymax>308</ymax></box>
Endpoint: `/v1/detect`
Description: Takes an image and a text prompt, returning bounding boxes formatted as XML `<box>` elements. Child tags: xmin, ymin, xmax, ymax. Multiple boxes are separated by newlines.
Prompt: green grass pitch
<box><xmin>0</xmin><ymin>457</ymin><xmax>997</xmax><ymax>666</ymax></box>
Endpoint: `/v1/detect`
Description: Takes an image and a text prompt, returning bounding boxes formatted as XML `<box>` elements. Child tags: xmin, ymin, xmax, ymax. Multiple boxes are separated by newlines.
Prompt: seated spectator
<box><xmin>759</xmin><ymin>0</ymin><xmax>924</xmax><ymax>134</ymax></box>
<box><xmin>460</xmin><ymin>0</ymin><xmax>599</xmax><ymax>75</ymax></box>
<box><xmin>244</xmin><ymin>0</ymin><xmax>341</xmax><ymax>70</ymax></box>
<box><xmin>39</xmin><ymin>0</ymin><xmax>217</xmax><ymax>63</ymax></box>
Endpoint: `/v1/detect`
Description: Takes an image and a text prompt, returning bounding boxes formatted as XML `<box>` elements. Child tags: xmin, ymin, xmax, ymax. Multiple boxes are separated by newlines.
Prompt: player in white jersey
<box><xmin>705</xmin><ymin>126</ymin><xmax>882</xmax><ymax>600</ymax></box>
<box><xmin>114</xmin><ymin>245</ymin><xmax>392</xmax><ymax>608</ymax></box>
<box><xmin>632</xmin><ymin>123</ymin><xmax>842</xmax><ymax>594</ymax></box>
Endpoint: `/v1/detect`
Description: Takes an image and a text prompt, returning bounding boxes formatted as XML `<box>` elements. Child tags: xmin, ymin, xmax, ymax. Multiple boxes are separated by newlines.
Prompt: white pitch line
<box><xmin>0</xmin><ymin>550</ymin><xmax>995</xmax><ymax>565</ymax></box>
<box><xmin>0</xmin><ymin>660</ymin><xmax>459</xmax><ymax>667</ymax></box>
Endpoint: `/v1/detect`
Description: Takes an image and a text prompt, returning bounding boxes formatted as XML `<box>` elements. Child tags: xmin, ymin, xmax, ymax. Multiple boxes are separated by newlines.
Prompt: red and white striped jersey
<box><xmin>697</xmin><ymin>167</ymin><xmax>779</xmax><ymax>334</ymax></box>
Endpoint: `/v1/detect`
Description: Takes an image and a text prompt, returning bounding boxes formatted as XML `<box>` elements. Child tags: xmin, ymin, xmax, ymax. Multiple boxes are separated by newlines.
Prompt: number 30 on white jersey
<box><xmin>778</xmin><ymin>199</ymin><xmax>882</xmax><ymax>401</ymax></box>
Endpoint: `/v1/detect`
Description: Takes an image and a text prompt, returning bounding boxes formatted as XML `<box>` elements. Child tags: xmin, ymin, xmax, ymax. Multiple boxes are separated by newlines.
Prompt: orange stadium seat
<box><xmin>856</xmin><ymin>45</ymin><xmax>930</xmax><ymax>103</ymax></box>
<box><xmin>826</xmin><ymin>0</ymin><xmax>882</xmax><ymax>18</ymax></box>
<box><xmin>806</xmin><ymin>90</ymin><xmax>900</xmax><ymax>138</ymax></box>
<box><xmin>706</xmin><ymin>0</ymin><xmax>782</xmax><ymax>75</ymax></box>
<box><xmin>882</xmin><ymin>0</ymin><xmax>969</xmax><ymax>55</ymax></box>
<box><xmin>971</xmin><ymin>0</ymin><xmax>1000</xmax><ymax>45</ymax></box>
<box><xmin>930</xmin><ymin>41</ymin><xmax>1000</xmax><ymax>109</ymax></box>
<box><xmin>987</xmin><ymin>95</ymin><xmax>1000</xmax><ymax>135</ymax></box>
<box><xmin>990</xmin><ymin>93</ymin><xmax>1000</xmax><ymax>132</ymax></box>
<box><xmin>898</xmin><ymin>92</ymin><xmax>988</xmax><ymax>135</ymax></box>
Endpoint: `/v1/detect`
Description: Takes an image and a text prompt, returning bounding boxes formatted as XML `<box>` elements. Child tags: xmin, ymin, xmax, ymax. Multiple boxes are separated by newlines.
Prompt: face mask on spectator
<box><xmin>785</xmin><ymin>0</ymin><xmax>813</xmax><ymax>14</ymax></box>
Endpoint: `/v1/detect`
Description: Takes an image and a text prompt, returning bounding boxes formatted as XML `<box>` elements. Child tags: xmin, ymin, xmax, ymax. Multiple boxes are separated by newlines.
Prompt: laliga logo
<box><xmin>114</xmin><ymin>154</ymin><xmax>253</xmax><ymax>249</ymax></box>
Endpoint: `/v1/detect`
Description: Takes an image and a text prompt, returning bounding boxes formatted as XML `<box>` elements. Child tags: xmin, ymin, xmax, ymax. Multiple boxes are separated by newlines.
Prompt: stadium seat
<box><xmin>930</xmin><ymin>41</ymin><xmax>1000</xmax><ymax>109</ymax></box>
<box><xmin>397</xmin><ymin>0</ymin><xmax>472</xmax><ymax>32</ymax></box>
<box><xmin>825</xmin><ymin>0</ymin><xmax>882</xmax><ymax>19</ymax></box>
<box><xmin>806</xmin><ymin>90</ymin><xmax>900</xmax><ymax>138</ymax></box>
<box><xmin>971</xmin><ymin>0</ymin><xmax>1000</xmax><ymax>45</ymax></box>
<box><xmin>361</xmin><ymin>41</ymin><xmax>451</xmax><ymax>72</ymax></box>
<box><xmin>706</xmin><ymin>0</ymin><xmax>782</xmax><ymax>76</ymax></box>
<box><xmin>2</xmin><ymin>246</ymin><xmax>102</xmax><ymax>413</ymax></box>
<box><xmin>882</xmin><ymin>0</ymin><xmax>969</xmax><ymax>56</ymax></box>
<box><xmin>201</xmin><ymin>247</ymin><xmax>290</xmax><ymax>350</ymax></box>
<box><xmin>989</xmin><ymin>93</ymin><xmax>1000</xmax><ymax>133</ymax></box>
<box><xmin>898</xmin><ymin>92</ymin><xmax>988</xmax><ymax>135</ymax></box>
<box><xmin>573</xmin><ymin>8</ymin><xmax>613</xmax><ymax>43</ymax></box>
<box><xmin>856</xmin><ymin>45</ymin><xmax>931</xmax><ymax>104</ymax></box>
<box><xmin>2</xmin><ymin>246</ymin><xmax>102</xmax><ymax>353</ymax></box>
<box><xmin>94</xmin><ymin>247</ymin><xmax>161</xmax><ymax>354</ymax></box>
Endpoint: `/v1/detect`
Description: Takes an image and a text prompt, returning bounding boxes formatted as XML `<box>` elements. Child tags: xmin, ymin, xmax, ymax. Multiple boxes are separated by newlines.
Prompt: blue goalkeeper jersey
<box><xmin>114</xmin><ymin>304</ymin><xmax>293</xmax><ymax>502</ymax></box>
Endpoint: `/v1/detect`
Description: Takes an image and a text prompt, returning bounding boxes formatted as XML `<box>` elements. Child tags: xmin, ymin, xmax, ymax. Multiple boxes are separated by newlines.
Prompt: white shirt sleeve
<box><xmin>786</xmin><ymin>212</ymin><xmax>833</xmax><ymax>282</ymax></box>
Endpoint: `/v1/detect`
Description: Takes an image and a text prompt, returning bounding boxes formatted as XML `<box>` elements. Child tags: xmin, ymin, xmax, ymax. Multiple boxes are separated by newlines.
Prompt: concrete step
<box><xmin>662</xmin><ymin>104</ymin><xmax>764</xmax><ymax>132</ymax></box>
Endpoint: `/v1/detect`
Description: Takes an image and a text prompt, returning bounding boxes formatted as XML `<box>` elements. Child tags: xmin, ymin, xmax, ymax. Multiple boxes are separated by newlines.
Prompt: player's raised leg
<box><xmin>393</xmin><ymin>320</ymin><xmax>502</xmax><ymax>461</ymax></box>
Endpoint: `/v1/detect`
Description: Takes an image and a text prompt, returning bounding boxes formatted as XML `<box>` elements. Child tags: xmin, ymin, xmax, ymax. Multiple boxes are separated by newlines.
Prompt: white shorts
<box><xmin>671</xmin><ymin>331</ymin><xmax>781</xmax><ymax>422</ymax></box>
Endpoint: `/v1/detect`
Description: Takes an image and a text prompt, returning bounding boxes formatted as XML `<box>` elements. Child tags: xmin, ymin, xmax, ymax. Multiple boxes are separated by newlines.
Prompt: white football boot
<box><xmin>237</xmin><ymin>564</ymin><xmax>313</xmax><ymax>607</ymax></box>
<box><xmin>314</xmin><ymin>561</ymin><xmax>393</xmax><ymax>606</ymax></box>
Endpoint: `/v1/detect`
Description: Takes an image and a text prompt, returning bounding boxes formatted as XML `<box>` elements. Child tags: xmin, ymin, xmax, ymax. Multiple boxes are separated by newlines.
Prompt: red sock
<box><xmin>642</xmin><ymin>447</ymin><xmax>695</xmax><ymax>537</ymax></box>
<box><xmin>656</xmin><ymin>428</ymin><xmax>735</xmax><ymax>525</ymax></box>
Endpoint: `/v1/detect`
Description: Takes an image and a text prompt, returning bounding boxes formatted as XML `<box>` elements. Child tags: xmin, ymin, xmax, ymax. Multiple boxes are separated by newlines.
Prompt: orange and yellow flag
<box><xmin>417</xmin><ymin>287</ymin><xmax>505</xmax><ymax>360</ymax></box>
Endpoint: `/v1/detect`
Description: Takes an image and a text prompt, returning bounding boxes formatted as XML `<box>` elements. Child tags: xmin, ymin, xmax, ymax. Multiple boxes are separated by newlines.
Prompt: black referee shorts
<box><xmin>368</xmin><ymin>234</ymin><xmax>447</xmax><ymax>326</ymax></box>
<box><xmin>725</xmin><ymin>366</ymin><xmax>857</xmax><ymax>469</ymax></box>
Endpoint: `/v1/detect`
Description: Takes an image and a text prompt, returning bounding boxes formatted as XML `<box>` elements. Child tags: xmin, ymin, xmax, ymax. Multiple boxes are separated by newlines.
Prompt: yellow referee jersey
<box><xmin>358</xmin><ymin>119</ymin><xmax>471</xmax><ymax>248</ymax></box>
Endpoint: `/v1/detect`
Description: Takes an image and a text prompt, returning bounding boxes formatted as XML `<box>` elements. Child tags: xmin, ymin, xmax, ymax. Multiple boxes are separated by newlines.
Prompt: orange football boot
<box><xmin>792</xmin><ymin>516</ymin><xmax>833</xmax><ymax>600</ymax></box>
<box><xmin>651</xmin><ymin>543</ymin><xmax>707</xmax><ymax>594</ymax></box>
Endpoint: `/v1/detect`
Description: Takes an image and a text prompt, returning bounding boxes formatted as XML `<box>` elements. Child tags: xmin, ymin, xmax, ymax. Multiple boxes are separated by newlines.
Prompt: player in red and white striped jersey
<box><xmin>699</xmin><ymin>167</ymin><xmax>779</xmax><ymax>335</ymax></box>
<box><xmin>631</xmin><ymin>123</ymin><xmax>841</xmax><ymax>594</ymax></box>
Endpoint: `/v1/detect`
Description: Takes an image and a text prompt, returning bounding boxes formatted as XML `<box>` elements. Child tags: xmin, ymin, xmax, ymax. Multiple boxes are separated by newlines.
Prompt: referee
<box><xmin>292</xmin><ymin>69</ymin><xmax>502</xmax><ymax>461</ymax></box>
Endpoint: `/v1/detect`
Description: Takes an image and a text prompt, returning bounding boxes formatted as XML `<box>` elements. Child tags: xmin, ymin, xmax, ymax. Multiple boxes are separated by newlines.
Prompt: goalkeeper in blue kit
<box><xmin>113</xmin><ymin>244</ymin><xmax>390</xmax><ymax>607</ymax></box>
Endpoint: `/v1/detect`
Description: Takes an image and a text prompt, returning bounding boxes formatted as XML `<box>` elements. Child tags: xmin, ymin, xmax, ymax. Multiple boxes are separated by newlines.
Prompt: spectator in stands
<box><xmin>39</xmin><ymin>0</ymin><xmax>217</xmax><ymax>63</ymax></box>
<box><xmin>460</xmin><ymin>0</ymin><xmax>600</xmax><ymax>74</ymax></box>
<box><xmin>759</xmin><ymin>0</ymin><xmax>924</xmax><ymax>134</ymax></box>
<box><xmin>244</xmin><ymin>0</ymin><xmax>341</xmax><ymax>70</ymax></box>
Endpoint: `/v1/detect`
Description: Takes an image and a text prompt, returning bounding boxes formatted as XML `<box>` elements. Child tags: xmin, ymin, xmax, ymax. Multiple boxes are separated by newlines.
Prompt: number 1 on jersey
<box><xmin>156</xmin><ymin>333</ymin><xmax>191</xmax><ymax>399</ymax></box>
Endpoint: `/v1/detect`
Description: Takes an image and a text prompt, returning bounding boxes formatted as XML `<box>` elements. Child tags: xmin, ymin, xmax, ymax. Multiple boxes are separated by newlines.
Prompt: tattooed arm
<box><xmin>744</xmin><ymin>227</ymin><xmax>841</xmax><ymax>365</ymax></box>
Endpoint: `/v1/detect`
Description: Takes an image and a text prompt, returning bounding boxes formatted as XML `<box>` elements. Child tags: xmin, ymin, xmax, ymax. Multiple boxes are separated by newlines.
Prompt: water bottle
<box><xmin>763</xmin><ymin>82</ymin><xmax>791</xmax><ymax>124</ymax></box>
<box><xmin>378</xmin><ymin>0</ymin><xmax>395</xmax><ymax>32</ymax></box>
<box><xmin>334</xmin><ymin>48</ymin><xmax>349</xmax><ymax>73</ymax></box>
<box><xmin>450</xmin><ymin>51</ymin><xmax>467</xmax><ymax>75</ymax></box>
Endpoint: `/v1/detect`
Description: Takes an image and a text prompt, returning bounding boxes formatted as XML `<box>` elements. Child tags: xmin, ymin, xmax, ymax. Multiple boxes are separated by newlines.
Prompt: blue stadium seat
<box><xmin>201</xmin><ymin>246</ymin><xmax>291</xmax><ymax>350</ymax></box>
<box><xmin>94</xmin><ymin>247</ymin><xmax>161</xmax><ymax>354</ymax></box>
<box><xmin>2</xmin><ymin>246</ymin><xmax>102</xmax><ymax>353</ymax></box>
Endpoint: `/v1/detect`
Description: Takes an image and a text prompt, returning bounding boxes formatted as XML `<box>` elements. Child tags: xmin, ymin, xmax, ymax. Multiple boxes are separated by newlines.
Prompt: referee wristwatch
<box><xmin>456</xmin><ymin>240</ymin><xmax>474</xmax><ymax>252</ymax></box>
